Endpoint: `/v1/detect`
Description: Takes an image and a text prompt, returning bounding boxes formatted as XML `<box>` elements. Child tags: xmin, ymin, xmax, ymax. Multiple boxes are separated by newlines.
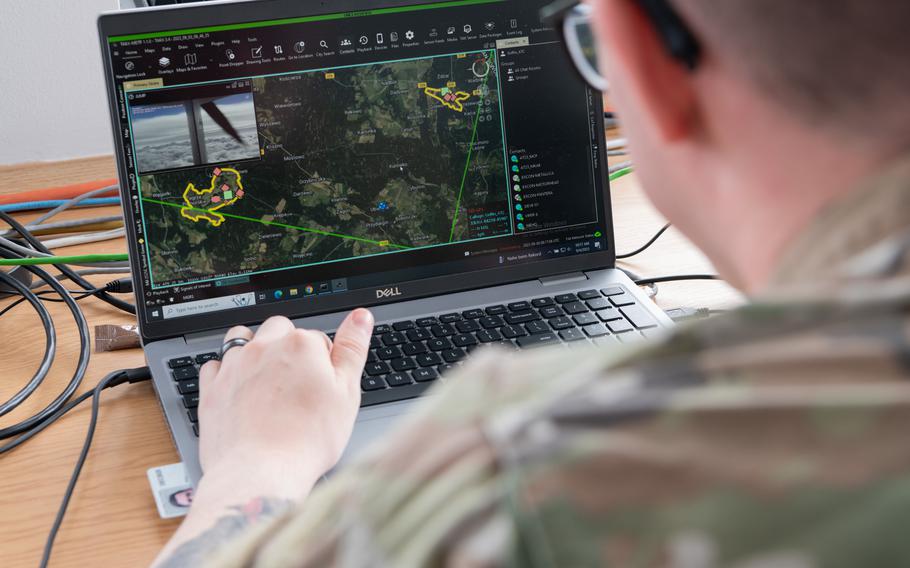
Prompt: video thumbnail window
<box><xmin>129</xmin><ymin>81</ymin><xmax>260</xmax><ymax>174</ymax></box>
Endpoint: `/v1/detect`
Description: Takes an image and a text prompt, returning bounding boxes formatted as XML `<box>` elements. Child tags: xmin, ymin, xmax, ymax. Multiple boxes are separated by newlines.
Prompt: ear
<box><xmin>594</xmin><ymin>0</ymin><xmax>699</xmax><ymax>142</ymax></box>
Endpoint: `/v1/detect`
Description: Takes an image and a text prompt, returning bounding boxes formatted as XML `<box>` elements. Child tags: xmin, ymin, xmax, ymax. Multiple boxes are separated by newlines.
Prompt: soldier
<box><xmin>156</xmin><ymin>1</ymin><xmax>910</xmax><ymax>566</ymax></box>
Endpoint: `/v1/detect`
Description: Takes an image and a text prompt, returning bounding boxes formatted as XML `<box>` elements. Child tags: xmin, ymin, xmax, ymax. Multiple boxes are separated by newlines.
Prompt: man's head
<box><xmin>590</xmin><ymin>0</ymin><xmax>910</xmax><ymax>290</ymax></box>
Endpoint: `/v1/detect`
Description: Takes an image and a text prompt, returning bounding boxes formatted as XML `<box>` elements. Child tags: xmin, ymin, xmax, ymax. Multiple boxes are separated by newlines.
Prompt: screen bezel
<box><xmin>98</xmin><ymin>0</ymin><xmax>617</xmax><ymax>342</ymax></box>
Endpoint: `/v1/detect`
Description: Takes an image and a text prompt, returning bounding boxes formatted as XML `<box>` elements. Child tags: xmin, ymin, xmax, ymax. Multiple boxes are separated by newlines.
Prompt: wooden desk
<box><xmin>0</xmin><ymin>156</ymin><xmax>743</xmax><ymax>567</ymax></box>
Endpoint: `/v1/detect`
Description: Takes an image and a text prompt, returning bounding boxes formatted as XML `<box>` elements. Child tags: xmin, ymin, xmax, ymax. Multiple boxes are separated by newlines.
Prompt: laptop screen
<box><xmin>103</xmin><ymin>0</ymin><xmax>612</xmax><ymax>330</ymax></box>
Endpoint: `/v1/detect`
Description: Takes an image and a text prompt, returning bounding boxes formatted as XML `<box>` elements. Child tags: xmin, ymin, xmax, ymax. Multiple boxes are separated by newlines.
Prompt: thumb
<box><xmin>331</xmin><ymin>308</ymin><xmax>374</xmax><ymax>382</ymax></box>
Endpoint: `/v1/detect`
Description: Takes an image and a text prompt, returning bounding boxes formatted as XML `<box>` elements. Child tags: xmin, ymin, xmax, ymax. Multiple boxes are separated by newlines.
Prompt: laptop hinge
<box><xmin>538</xmin><ymin>272</ymin><xmax>589</xmax><ymax>287</ymax></box>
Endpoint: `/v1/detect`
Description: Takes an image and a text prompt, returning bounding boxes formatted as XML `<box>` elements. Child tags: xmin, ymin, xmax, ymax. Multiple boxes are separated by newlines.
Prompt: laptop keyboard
<box><xmin>165</xmin><ymin>286</ymin><xmax>660</xmax><ymax>437</ymax></box>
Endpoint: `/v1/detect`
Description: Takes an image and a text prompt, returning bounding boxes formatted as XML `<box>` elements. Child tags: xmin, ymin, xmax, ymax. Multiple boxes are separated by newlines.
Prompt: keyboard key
<box><xmin>168</xmin><ymin>357</ymin><xmax>194</xmax><ymax>369</ymax></box>
<box><xmin>402</xmin><ymin>342</ymin><xmax>428</xmax><ymax>356</ymax></box>
<box><xmin>525</xmin><ymin>321</ymin><xmax>551</xmax><ymax>335</ymax></box>
<box><xmin>442</xmin><ymin>349</ymin><xmax>467</xmax><ymax>363</ymax></box>
<box><xmin>578</xmin><ymin>290</ymin><xmax>601</xmax><ymax>300</ymax></box>
<box><xmin>586</xmin><ymin>297</ymin><xmax>611</xmax><ymax>311</ymax></box>
<box><xmin>453</xmin><ymin>334</ymin><xmax>478</xmax><ymax>347</ymax></box>
<box><xmin>417</xmin><ymin>317</ymin><xmax>438</xmax><ymax>327</ymax></box>
<box><xmin>539</xmin><ymin>305</ymin><xmax>564</xmax><ymax>319</ymax></box>
<box><xmin>365</xmin><ymin>362</ymin><xmax>391</xmax><ymax>376</ymax></box>
<box><xmin>609</xmin><ymin>292</ymin><xmax>637</xmax><ymax>307</ymax></box>
<box><xmin>597</xmin><ymin>308</ymin><xmax>623</xmax><ymax>322</ymax></box>
<box><xmin>476</xmin><ymin>329</ymin><xmax>503</xmax><ymax>343</ymax></box>
<box><xmin>601</xmin><ymin>286</ymin><xmax>625</xmax><ymax>297</ymax></box>
<box><xmin>367</xmin><ymin>352</ymin><xmax>379</xmax><ymax>363</ymax></box>
<box><xmin>594</xmin><ymin>336</ymin><xmax>620</xmax><ymax>347</ymax></box>
<box><xmin>562</xmin><ymin>301</ymin><xmax>589</xmax><ymax>315</ymax></box>
<box><xmin>413</xmin><ymin>368</ymin><xmax>439</xmax><ymax>383</ymax></box>
<box><xmin>456</xmin><ymin>320</ymin><xmax>481</xmax><ymax>333</ymax></box>
<box><xmin>362</xmin><ymin>377</ymin><xmax>386</xmax><ymax>391</ymax></box>
<box><xmin>382</xmin><ymin>332</ymin><xmax>407</xmax><ymax>346</ymax></box>
<box><xmin>532</xmin><ymin>297</ymin><xmax>555</xmax><ymax>308</ymax></box>
<box><xmin>439</xmin><ymin>313</ymin><xmax>462</xmax><ymax>323</ymax></box>
<box><xmin>361</xmin><ymin>382</ymin><xmax>433</xmax><ymax>408</ymax></box>
<box><xmin>373</xmin><ymin>324</ymin><xmax>393</xmax><ymax>335</ymax></box>
<box><xmin>393</xmin><ymin>320</ymin><xmax>416</xmax><ymax>332</ymax></box>
<box><xmin>479</xmin><ymin>316</ymin><xmax>505</xmax><ymax>329</ymax></box>
<box><xmin>406</xmin><ymin>328</ymin><xmax>432</xmax><ymax>342</ymax></box>
<box><xmin>187</xmin><ymin>408</ymin><xmax>198</xmax><ymax>423</ymax></box>
<box><xmin>555</xmin><ymin>294</ymin><xmax>577</xmax><ymax>304</ymax></box>
<box><xmin>485</xmin><ymin>305</ymin><xmax>507</xmax><ymax>315</ymax></box>
<box><xmin>573</xmin><ymin>313</ymin><xmax>600</xmax><ymax>326</ymax></box>
<box><xmin>417</xmin><ymin>352</ymin><xmax>443</xmax><ymax>367</ymax></box>
<box><xmin>195</xmin><ymin>353</ymin><xmax>219</xmax><ymax>365</ymax></box>
<box><xmin>517</xmin><ymin>333</ymin><xmax>560</xmax><ymax>349</ymax></box>
<box><xmin>462</xmin><ymin>309</ymin><xmax>485</xmax><ymax>319</ymax></box>
<box><xmin>620</xmin><ymin>305</ymin><xmax>659</xmax><ymax>329</ymax></box>
<box><xmin>183</xmin><ymin>393</ymin><xmax>200</xmax><ymax>408</ymax></box>
<box><xmin>505</xmin><ymin>311</ymin><xmax>541</xmax><ymax>325</ymax></box>
<box><xmin>172</xmin><ymin>366</ymin><xmax>198</xmax><ymax>381</ymax></box>
<box><xmin>501</xmin><ymin>325</ymin><xmax>528</xmax><ymax>339</ymax></box>
<box><xmin>427</xmin><ymin>338</ymin><xmax>453</xmax><ymax>351</ymax></box>
<box><xmin>376</xmin><ymin>347</ymin><xmax>403</xmax><ymax>360</ymax></box>
<box><xmin>641</xmin><ymin>328</ymin><xmax>664</xmax><ymax>340</ymax></box>
<box><xmin>177</xmin><ymin>380</ymin><xmax>199</xmax><ymax>395</ymax></box>
<box><xmin>549</xmin><ymin>316</ymin><xmax>575</xmax><ymax>331</ymax></box>
<box><xmin>386</xmin><ymin>373</ymin><xmax>412</xmax><ymax>388</ymax></box>
<box><xmin>607</xmin><ymin>319</ymin><xmax>635</xmax><ymax>334</ymax></box>
<box><xmin>392</xmin><ymin>357</ymin><xmax>418</xmax><ymax>372</ymax></box>
<box><xmin>584</xmin><ymin>324</ymin><xmax>610</xmax><ymax>338</ymax></box>
<box><xmin>508</xmin><ymin>301</ymin><xmax>532</xmax><ymax>312</ymax></box>
<box><xmin>431</xmin><ymin>324</ymin><xmax>457</xmax><ymax>337</ymax></box>
<box><xmin>370</xmin><ymin>336</ymin><xmax>382</xmax><ymax>349</ymax></box>
<box><xmin>559</xmin><ymin>328</ymin><xmax>587</xmax><ymax>342</ymax></box>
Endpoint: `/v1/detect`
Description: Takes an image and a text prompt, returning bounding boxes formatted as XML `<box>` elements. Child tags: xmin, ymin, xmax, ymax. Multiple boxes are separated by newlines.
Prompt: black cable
<box><xmin>0</xmin><ymin>260</ymin><xmax>91</xmax><ymax>440</ymax></box>
<box><xmin>617</xmin><ymin>223</ymin><xmax>672</xmax><ymax>260</ymax></box>
<box><xmin>0</xmin><ymin>269</ymin><xmax>56</xmax><ymax>417</ymax></box>
<box><xmin>635</xmin><ymin>274</ymin><xmax>719</xmax><ymax>286</ymax></box>
<box><xmin>0</xmin><ymin>391</ymin><xmax>94</xmax><ymax>455</ymax></box>
<box><xmin>0</xmin><ymin>211</ymin><xmax>135</xmax><ymax>315</ymax></box>
<box><xmin>38</xmin><ymin>367</ymin><xmax>151</xmax><ymax>568</ymax></box>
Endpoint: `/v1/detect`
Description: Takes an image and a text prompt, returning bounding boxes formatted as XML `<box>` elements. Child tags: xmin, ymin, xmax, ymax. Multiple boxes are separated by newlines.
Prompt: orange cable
<box><xmin>0</xmin><ymin>179</ymin><xmax>118</xmax><ymax>206</ymax></box>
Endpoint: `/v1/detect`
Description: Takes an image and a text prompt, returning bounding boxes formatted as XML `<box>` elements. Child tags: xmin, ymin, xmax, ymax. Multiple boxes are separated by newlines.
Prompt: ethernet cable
<box><xmin>0</xmin><ymin>198</ymin><xmax>121</xmax><ymax>214</ymax></box>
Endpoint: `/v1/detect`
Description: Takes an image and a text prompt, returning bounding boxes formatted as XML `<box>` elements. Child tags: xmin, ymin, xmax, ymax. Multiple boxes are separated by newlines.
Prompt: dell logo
<box><xmin>376</xmin><ymin>287</ymin><xmax>403</xmax><ymax>300</ymax></box>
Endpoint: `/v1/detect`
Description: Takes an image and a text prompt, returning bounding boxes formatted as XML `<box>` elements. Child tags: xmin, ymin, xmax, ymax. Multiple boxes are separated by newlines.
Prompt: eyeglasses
<box><xmin>540</xmin><ymin>0</ymin><xmax>702</xmax><ymax>93</ymax></box>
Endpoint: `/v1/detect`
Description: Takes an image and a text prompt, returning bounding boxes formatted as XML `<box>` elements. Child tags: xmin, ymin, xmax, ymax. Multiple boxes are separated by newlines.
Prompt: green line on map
<box><xmin>448</xmin><ymin>51</ymin><xmax>494</xmax><ymax>243</ymax></box>
<box><xmin>141</xmin><ymin>197</ymin><xmax>412</xmax><ymax>250</ymax></box>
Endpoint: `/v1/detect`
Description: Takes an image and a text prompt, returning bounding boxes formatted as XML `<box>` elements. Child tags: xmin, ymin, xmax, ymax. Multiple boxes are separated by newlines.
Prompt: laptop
<box><xmin>98</xmin><ymin>0</ymin><xmax>673</xmax><ymax>484</ymax></box>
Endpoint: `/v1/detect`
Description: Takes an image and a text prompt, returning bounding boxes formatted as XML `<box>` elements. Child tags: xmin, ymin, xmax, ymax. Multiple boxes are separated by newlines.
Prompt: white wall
<box><xmin>0</xmin><ymin>0</ymin><xmax>119</xmax><ymax>166</ymax></box>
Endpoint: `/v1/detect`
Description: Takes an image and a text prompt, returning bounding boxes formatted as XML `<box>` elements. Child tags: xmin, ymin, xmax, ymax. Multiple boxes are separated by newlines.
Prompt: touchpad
<box><xmin>339</xmin><ymin>400</ymin><xmax>419</xmax><ymax>465</ymax></box>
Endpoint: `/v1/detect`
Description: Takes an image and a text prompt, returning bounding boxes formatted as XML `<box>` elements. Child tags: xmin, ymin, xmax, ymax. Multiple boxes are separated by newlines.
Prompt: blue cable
<box><xmin>0</xmin><ymin>198</ymin><xmax>121</xmax><ymax>214</ymax></box>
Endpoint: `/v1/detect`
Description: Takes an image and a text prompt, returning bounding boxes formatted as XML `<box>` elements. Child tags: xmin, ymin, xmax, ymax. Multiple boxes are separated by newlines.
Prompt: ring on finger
<box><xmin>221</xmin><ymin>337</ymin><xmax>250</xmax><ymax>359</ymax></box>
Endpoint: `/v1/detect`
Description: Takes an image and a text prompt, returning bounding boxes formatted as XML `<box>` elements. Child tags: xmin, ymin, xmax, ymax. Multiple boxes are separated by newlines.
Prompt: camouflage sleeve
<box><xmin>207</xmin><ymin>302</ymin><xmax>910</xmax><ymax>568</ymax></box>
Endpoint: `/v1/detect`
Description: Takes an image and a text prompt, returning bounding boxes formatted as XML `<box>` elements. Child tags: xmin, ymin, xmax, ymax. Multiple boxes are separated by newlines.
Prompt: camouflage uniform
<box><xmin>211</xmin><ymin>159</ymin><xmax>910</xmax><ymax>568</ymax></box>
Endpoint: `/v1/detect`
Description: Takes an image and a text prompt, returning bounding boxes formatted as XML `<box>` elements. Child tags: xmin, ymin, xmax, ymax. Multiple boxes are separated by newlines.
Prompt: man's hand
<box><xmin>152</xmin><ymin>309</ymin><xmax>374</xmax><ymax>567</ymax></box>
<box><xmin>198</xmin><ymin>309</ymin><xmax>374</xmax><ymax>497</ymax></box>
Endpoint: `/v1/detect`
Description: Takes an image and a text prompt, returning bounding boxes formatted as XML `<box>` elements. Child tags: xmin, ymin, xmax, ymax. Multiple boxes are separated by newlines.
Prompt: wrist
<box><xmin>197</xmin><ymin>450</ymin><xmax>323</xmax><ymax>507</ymax></box>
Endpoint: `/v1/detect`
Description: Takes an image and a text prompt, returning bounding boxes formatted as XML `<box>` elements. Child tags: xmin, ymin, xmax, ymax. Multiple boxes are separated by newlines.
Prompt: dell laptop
<box><xmin>98</xmin><ymin>0</ymin><xmax>672</xmax><ymax>484</ymax></box>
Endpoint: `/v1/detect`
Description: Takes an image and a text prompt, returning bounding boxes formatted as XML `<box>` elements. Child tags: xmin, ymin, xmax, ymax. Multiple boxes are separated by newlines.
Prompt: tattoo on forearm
<box><xmin>158</xmin><ymin>497</ymin><xmax>293</xmax><ymax>568</ymax></box>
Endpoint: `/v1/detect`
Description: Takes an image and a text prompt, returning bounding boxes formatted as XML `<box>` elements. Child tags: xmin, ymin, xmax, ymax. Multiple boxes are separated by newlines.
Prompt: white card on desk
<box><xmin>147</xmin><ymin>462</ymin><xmax>195</xmax><ymax>519</ymax></box>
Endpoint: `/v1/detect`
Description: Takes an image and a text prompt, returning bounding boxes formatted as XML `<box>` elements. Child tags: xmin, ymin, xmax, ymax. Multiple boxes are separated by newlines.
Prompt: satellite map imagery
<box><xmin>136</xmin><ymin>49</ymin><xmax>512</xmax><ymax>287</ymax></box>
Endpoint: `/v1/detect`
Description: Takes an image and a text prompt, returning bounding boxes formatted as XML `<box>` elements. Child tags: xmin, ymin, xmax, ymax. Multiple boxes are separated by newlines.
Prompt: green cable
<box><xmin>0</xmin><ymin>254</ymin><xmax>128</xmax><ymax>266</ymax></box>
<box><xmin>609</xmin><ymin>167</ymin><xmax>634</xmax><ymax>182</ymax></box>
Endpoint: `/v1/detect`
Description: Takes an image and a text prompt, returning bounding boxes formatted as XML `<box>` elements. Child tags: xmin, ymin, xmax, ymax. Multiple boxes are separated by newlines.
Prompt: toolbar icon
<box><xmin>251</xmin><ymin>46</ymin><xmax>262</xmax><ymax>58</ymax></box>
<box><xmin>405</xmin><ymin>30</ymin><xmax>415</xmax><ymax>40</ymax></box>
<box><xmin>376</xmin><ymin>33</ymin><xmax>384</xmax><ymax>44</ymax></box>
<box><xmin>184</xmin><ymin>53</ymin><xmax>197</xmax><ymax>65</ymax></box>
<box><xmin>158</xmin><ymin>56</ymin><xmax>170</xmax><ymax>68</ymax></box>
<box><xmin>464</xmin><ymin>24</ymin><xmax>473</xmax><ymax>34</ymax></box>
<box><xmin>294</xmin><ymin>41</ymin><xmax>306</xmax><ymax>53</ymax></box>
<box><xmin>124</xmin><ymin>60</ymin><xmax>135</xmax><ymax>71</ymax></box>
<box><xmin>226</xmin><ymin>49</ymin><xmax>236</xmax><ymax>61</ymax></box>
<box><xmin>390</xmin><ymin>31</ymin><xmax>399</xmax><ymax>42</ymax></box>
<box><xmin>274</xmin><ymin>45</ymin><xmax>283</xmax><ymax>55</ymax></box>
<box><xmin>359</xmin><ymin>35</ymin><xmax>369</xmax><ymax>45</ymax></box>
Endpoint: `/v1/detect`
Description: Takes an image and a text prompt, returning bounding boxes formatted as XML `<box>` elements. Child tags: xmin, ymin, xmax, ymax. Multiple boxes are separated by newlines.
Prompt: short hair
<box><xmin>675</xmin><ymin>0</ymin><xmax>910</xmax><ymax>143</ymax></box>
